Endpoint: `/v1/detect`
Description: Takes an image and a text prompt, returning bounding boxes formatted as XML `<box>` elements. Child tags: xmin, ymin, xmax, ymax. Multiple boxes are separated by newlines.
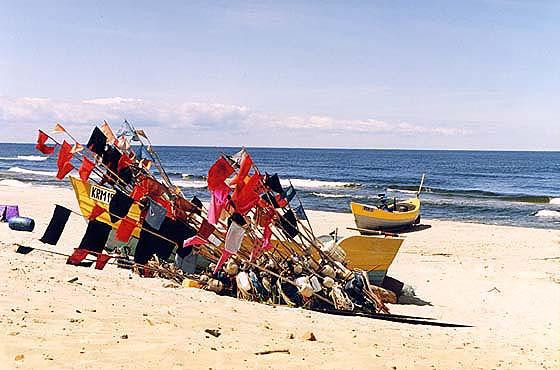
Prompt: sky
<box><xmin>0</xmin><ymin>0</ymin><xmax>559</xmax><ymax>150</ymax></box>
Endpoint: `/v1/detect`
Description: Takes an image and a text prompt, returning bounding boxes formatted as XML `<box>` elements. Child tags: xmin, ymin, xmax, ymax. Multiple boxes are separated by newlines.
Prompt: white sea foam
<box><xmin>173</xmin><ymin>179</ymin><xmax>208</xmax><ymax>188</ymax></box>
<box><xmin>0</xmin><ymin>155</ymin><xmax>48</xmax><ymax>161</ymax></box>
<box><xmin>0</xmin><ymin>179</ymin><xmax>32</xmax><ymax>188</ymax></box>
<box><xmin>534</xmin><ymin>209</ymin><xmax>560</xmax><ymax>218</ymax></box>
<box><xmin>280</xmin><ymin>178</ymin><xmax>359</xmax><ymax>189</ymax></box>
<box><xmin>549</xmin><ymin>197</ymin><xmax>560</xmax><ymax>205</ymax></box>
<box><xmin>387</xmin><ymin>188</ymin><xmax>417</xmax><ymax>194</ymax></box>
<box><xmin>312</xmin><ymin>192</ymin><xmax>348</xmax><ymax>198</ymax></box>
<box><xmin>8</xmin><ymin>166</ymin><xmax>57</xmax><ymax>177</ymax></box>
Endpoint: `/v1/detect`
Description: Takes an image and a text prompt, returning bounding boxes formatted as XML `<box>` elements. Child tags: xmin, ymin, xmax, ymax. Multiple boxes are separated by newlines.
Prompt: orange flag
<box><xmin>71</xmin><ymin>143</ymin><xmax>84</xmax><ymax>154</ymax></box>
<box><xmin>100</xmin><ymin>121</ymin><xmax>117</xmax><ymax>144</ymax></box>
<box><xmin>52</xmin><ymin>123</ymin><xmax>66</xmax><ymax>134</ymax></box>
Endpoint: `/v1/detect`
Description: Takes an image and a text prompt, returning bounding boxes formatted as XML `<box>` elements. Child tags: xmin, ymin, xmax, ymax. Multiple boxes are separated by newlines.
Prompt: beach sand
<box><xmin>1</xmin><ymin>185</ymin><xmax>559</xmax><ymax>369</ymax></box>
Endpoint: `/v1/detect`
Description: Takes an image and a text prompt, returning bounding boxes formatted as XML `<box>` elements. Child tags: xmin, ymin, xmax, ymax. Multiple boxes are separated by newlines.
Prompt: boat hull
<box><xmin>70</xmin><ymin>176</ymin><xmax>142</xmax><ymax>239</ymax></box>
<box><xmin>350</xmin><ymin>198</ymin><xmax>420</xmax><ymax>230</ymax></box>
<box><xmin>338</xmin><ymin>235</ymin><xmax>403</xmax><ymax>285</ymax></box>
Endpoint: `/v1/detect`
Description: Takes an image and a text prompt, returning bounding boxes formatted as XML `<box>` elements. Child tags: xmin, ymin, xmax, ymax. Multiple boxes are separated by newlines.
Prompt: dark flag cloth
<box><xmin>265</xmin><ymin>173</ymin><xmax>284</xmax><ymax>194</ymax></box>
<box><xmin>78</xmin><ymin>157</ymin><xmax>95</xmax><ymax>182</ymax></box>
<box><xmin>294</xmin><ymin>204</ymin><xmax>308</xmax><ymax>220</ymax></box>
<box><xmin>67</xmin><ymin>248</ymin><xmax>90</xmax><ymax>265</ymax></box>
<box><xmin>118</xmin><ymin>166</ymin><xmax>134</xmax><ymax>186</ymax></box>
<box><xmin>261</xmin><ymin>193</ymin><xmax>279</xmax><ymax>209</ymax></box>
<box><xmin>78</xmin><ymin>219</ymin><xmax>112</xmax><ymax>253</ymax></box>
<box><xmin>279</xmin><ymin>209</ymin><xmax>299</xmax><ymax>238</ymax></box>
<box><xmin>283</xmin><ymin>185</ymin><xmax>296</xmax><ymax>203</ymax></box>
<box><xmin>102</xmin><ymin>146</ymin><xmax>122</xmax><ymax>183</ymax></box>
<box><xmin>39</xmin><ymin>205</ymin><xmax>72</xmax><ymax>245</ymax></box>
<box><xmin>95</xmin><ymin>254</ymin><xmax>112</xmax><ymax>270</ymax></box>
<box><xmin>145</xmin><ymin>198</ymin><xmax>167</xmax><ymax>230</ymax></box>
<box><xmin>108</xmin><ymin>190</ymin><xmax>134</xmax><ymax>223</ymax></box>
<box><xmin>134</xmin><ymin>227</ymin><xmax>159</xmax><ymax>265</ymax></box>
<box><xmin>228</xmin><ymin>212</ymin><xmax>247</xmax><ymax>227</ymax></box>
<box><xmin>16</xmin><ymin>245</ymin><xmax>34</xmax><ymax>255</ymax></box>
<box><xmin>134</xmin><ymin>218</ymin><xmax>194</xmax><ymax>263</ymax></box>
<box><xmin>115</xmin><ymin>216</ymin><xmax>137</xmax><ymax>242</ymax></box>
<box><xmin>87</xmin><ymin>127</ymin><xmax>107</xmax><ymax>156</ymax></box>
<box><xmin>190</xmin><ymin>196</ymin><xmax>203</xmax><ymax>215</ymax></box>
<box><xmin>35</xmin><ymin>130</ymin><xmax>55</xmax><ymax>155</ymax></box>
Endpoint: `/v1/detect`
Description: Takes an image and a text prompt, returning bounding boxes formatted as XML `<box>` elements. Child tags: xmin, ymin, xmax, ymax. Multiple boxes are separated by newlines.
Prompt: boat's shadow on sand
<box><xmin>393</xmin><ymin>223</ymin><xmax>432</xmax><ymax>234</ymax></box>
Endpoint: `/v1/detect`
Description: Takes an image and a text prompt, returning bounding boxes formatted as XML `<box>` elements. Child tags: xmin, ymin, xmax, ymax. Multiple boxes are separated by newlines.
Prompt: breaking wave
<box><xmin>0</xmin><ymin>179</ymin><xmax>32</xmax><ymax>188</ymax></box>
<box><xmin>173</xmin><ymin>179</ymin><xmax>208</xmax><ymax>188</ymax></box>
<box><xmin>8</xmin><ymin>166</ymin><xmax>57</xmax><ymax>177</ymax></box>
<box><xmin>0</xmin><ymin>155</ymin><xmax>48</xmax><ymax>161</ymax></box>
<box><xmin>534</xmin><ymin>210</ymin><xmax>560</xmax><ymax>218</ymax></box>
<box><xmin>387</xmin><ymin>187</ymin><xmax>417</xmax><ymax>195</ymax></box>
<box><xmin>311</xmin><ymin>192</ymin><xmax>349</xmax><ymax>198</ymax></box>
<box><xmin>387</xmin><ymin>185</ymin><xmax>555</xmax><ymax>204</ymax></box>
<box><xmin>281</xmin><ymin>178</ymin><xmax>360</xmax><ymax>189</ymax></box>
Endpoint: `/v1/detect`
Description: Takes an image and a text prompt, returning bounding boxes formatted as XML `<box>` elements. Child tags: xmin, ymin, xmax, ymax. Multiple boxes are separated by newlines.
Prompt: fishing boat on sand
<box><xmin>350</xmin><ymin>175</ymin><xmax>425</xmax><ymax>231</ymax></box>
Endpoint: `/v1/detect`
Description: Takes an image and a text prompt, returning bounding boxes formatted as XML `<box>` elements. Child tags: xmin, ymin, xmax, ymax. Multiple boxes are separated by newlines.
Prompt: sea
<box><xmin>1</xmin><ymin>143</ymin><xmax>559</xmax><ymax>229</ymax></box>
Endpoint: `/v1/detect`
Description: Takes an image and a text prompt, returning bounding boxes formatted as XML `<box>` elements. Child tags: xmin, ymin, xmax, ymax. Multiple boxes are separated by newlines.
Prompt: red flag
<box><xmin>213</xmin><ymin>249</ymin><xmax>233</xmax><ymax>275</ymax></box>
<box><xmin>95</xmin><ymin>253</ymin><xmax>112</xmax><ymax>270</ymax></box>
<box><xmin>56</xmin><ymin>162</ymin><xmax>74</xmax><ymax>180</ymax></box>
<box><xmin>231</xmin><ymin>173</ymin><xmax>263</xmax><ymax>214</ymax></box>
<box><xmin>35</xmin><ymin>130</ymin><xmax>55</xmax><ymax>155</ymax></box>
<box><xmin>115</xmin><ymin>216</ymin><xmax>136</xmax><ymax>242</ymax></box>
<box><xmin>56</xmin><ymin>140</ymin><xmax>74</xmax><ymax>180</ymax></box>
<box><xmin>131</xmin><ymin>182</ymin><xmax>148</xmax><ymax>201</ymax></box>
<box><xmin>78</xmin><ymin>157</ymin><xmax>95</xmax><ymax>182</ymax></box>
<box><xmin>198</xmin><ymin>219</ymin><xmax>216</xmax><ymax>240</ymax></box>
<box><xmin>88</xmin><ymin>204</ymin><xmax>106</xmax><ymax>221</ymax></box>
<box><xmin>117</xmin><ymin>153</ymin><xmax>133</xmax><ymax>172</ymax></box>
<box><xmin>207</xmin><ymin>156</ymin><xmax>234</xmax><ymax>191</ymax></box>
<box><xmin>57</xmin><ymin>140</ymin><xmax>73</xmax><ymax>167</ymax></box>
<box><xmin>67</xmin><ymin>249</ymin><xmax>89</xmax><ymax>265</ymax></box>
<box><xmin>183</xmin><ymin>235</ymin><xmax>208</xmax><ymax>247</ymax></box>
<box><xmin>230</xmin><ymin>152</ymin><xmax>253</xmax><ymax>186</ymax></box>
<box><xmin>144</xmin><ymin>177</ymin><xmax>166</xmax><ymax>197</ymax></box>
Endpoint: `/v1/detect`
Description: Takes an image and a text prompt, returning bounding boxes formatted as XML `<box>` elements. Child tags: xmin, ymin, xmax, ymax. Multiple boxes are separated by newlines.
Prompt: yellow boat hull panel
<box><xmin>69</xmin><ymin>176</ymin><xmax>142</xmax><ymax>239</ymax></box>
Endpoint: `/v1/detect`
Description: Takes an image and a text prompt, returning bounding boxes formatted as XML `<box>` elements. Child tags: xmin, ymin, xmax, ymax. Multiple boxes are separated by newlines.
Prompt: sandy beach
<box><xmin>1</xmin><ymin>184</ymin><xmax>559</xmax><ymax>369</ymax></box>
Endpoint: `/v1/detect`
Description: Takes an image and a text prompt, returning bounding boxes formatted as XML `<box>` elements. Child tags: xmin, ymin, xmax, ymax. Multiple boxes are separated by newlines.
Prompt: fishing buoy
<box><xmin>8</xmin><ymin>217</ymin><xmax>35</xmax><ymax>232</ymax></box>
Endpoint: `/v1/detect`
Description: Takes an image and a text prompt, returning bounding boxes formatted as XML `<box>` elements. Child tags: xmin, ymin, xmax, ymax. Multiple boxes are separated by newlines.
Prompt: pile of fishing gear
<box><xmin>33</xmin><ymin>121</ymin><xmax>397</xmax><ymax>315</ymax></box>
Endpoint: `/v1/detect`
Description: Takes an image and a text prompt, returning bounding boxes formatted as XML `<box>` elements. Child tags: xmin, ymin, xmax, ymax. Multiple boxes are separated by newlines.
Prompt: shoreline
<box><xmin>1</xmin><ymin>182</ymin><xmax>559</xmax><ymax>231</ymax></box>
<box><xmin>1</xmin><ymin>185</ymin><xmax>559</xmax><ymax>369</ymax></box>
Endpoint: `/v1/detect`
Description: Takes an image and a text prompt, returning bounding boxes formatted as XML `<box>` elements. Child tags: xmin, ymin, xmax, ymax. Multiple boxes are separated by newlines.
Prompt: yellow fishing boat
<box><xmin>350</xmin><ymin>197</ymin><xmax>421</xmax><ymax>230</ymax></box>
<box><xmin>350</xmin><ymin>174</ymin><xmax>425</xmax><ymax>231</ymax></box>
<box><xmin>69</xmin><ymin>176</ymin><xmax>142</xmax><ymax>238</ymax></box>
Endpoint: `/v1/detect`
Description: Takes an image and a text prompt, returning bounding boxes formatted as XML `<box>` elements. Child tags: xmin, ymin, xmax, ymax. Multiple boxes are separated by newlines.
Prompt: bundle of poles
<box><xmin>35</xmin><ymin>120</ymin><xmax>392</xmax><ymax>315</ymax></box>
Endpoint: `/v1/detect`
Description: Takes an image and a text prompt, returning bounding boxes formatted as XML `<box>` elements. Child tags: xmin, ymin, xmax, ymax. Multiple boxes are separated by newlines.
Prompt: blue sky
<box><xmin>1</xmin><ymin>1</ymin><xmax>558</xmax><ymax>149</ymax></box>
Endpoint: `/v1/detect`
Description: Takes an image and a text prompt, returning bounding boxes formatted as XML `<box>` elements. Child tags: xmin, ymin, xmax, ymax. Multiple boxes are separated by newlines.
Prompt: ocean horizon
<box><xmin>1</xmin><ymin>143</ymin><xmax>559</xmax><ymax>229</ymax></box>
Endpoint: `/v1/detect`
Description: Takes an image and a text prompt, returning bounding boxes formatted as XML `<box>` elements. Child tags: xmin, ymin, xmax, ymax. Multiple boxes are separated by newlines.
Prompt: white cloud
<box><xmin>0</xmin><ymin>96</ymin><xmax>471</xmax><ymax>144</ymax></box>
